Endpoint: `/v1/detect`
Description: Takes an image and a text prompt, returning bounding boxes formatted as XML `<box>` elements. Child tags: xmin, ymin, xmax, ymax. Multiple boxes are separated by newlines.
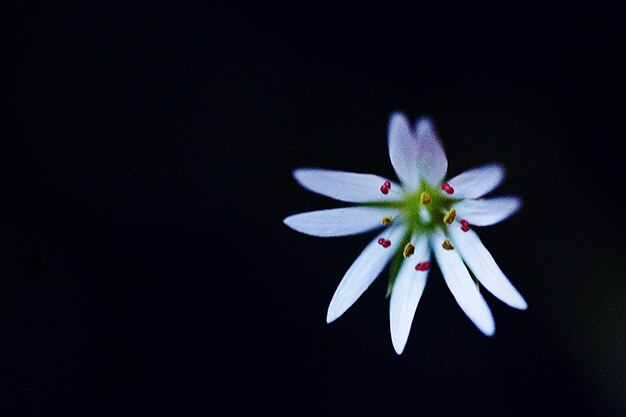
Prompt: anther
<box><xmin>380</xmin><ymin>180</ymin><xmax>391</xmax><ymax>194</ymax></box>
<box><xmin>377</xmin><ymin>238</ymin><xmax>385</xmax><ymax>245</ymax></box>
<box><xmin>403</xmin><ymin>243</ymin><xmax>415</xmax><ymax>258</ymax></box>
<box><xmin>460</xmin><ymin>219</ymin><xmax>469</xmax><ymax>232</ymax></box>
<box><xmin>415</xmin><ymin>261</ymin><xmax>430</xmax><ymax>271</ymax></box>
<box><xmin>442</xmin><ymin>239</ymin><xmax>454</xmax><ymax>250</ymax></box>
<box><xmin>420</xmin><ymin>192</ymin><xmax>431</xmax><ymax>205</ymax></box>
<box><xmin>381</xmin><ymin>215</ymin><xmax>393</xmax><ymax>226</ymax></box>
<box><xmin>441</xmin><ymin>182</ymin><xmax>454</xmax><ymax>194</ymax></box>
<box><xmin>382</xmin><ymin>240</ymin><xmax>391</xmax><ymax>248</ymax></box>
<box><xmin>443</xmin><ymin>208</ymin><xmax>456</xmax><ymax>224</ymax></box>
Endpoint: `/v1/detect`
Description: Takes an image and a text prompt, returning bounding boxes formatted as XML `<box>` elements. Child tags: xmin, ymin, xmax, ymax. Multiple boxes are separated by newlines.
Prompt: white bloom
<box><xmin>284</xmin><ymin>113</ymin><xmax>527</xmax><ymax>354</ymax></box>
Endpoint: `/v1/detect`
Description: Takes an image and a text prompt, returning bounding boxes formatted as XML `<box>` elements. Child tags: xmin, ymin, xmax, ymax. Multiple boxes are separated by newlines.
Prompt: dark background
<box><xmin>3</xmin><ymin>2</ymin><xmax>625</xmax><ymax>416</ymax></box>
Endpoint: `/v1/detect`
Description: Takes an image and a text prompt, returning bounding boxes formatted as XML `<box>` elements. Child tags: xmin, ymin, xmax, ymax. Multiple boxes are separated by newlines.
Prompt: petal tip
<box><xmin>326</xmin><ymin>308</ymin><xmax>338</xmax><ymax>324</ymax></box>
<box><xmin>388</xmin><ymin>112</ymin><xmax>410</xmax><ymax>133</ymax></box>
<box><xmin>391</xmin><ymin>336</ymin><xmax>407</xmax><ymax>355</ymax></box>
<box><xmin>292</xmin><ymin>167</ymin><xmax>310</xmax><ymax>184</ymax></box>
<box><xmin>416</xmin><ymin>115</ymin><xmax>433</xmax><ymax>126</ymax></box>
<box><xmin>415</xmin><ymin>116</ymin><xmax>436</xmax><ymax>136</ymax></box>
<box><xmin>486</xmin><ymin>162</ymin><xmax>507</xmax><ymax>183</ymax></box>
<box><xmin>481</xmin><ymin>322</ymin><xmax>496</xmax><ymax>336</ymax></box>
<box><xmin>282</xmin><ymin>215</ymin><xmax>295</xmax><ymax>228</ymax></box>
<box><xmin>389</xmin><ymin>111</ymin><xmax>408</xmax><ymax>123</ymax></box>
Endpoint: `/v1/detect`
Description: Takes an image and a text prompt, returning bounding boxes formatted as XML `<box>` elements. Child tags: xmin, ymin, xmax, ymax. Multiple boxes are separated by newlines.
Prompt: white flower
<box><xmin>284</xmin><ymin>113</ymin><xmax>527</xmax><ymax>354</ymax></box>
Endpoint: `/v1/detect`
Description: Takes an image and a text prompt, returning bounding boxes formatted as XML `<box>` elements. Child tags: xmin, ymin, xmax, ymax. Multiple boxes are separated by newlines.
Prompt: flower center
<box><xmin>396</xmin><ymin>181</ymin><xmax>457</xmax><ymax>234</ymax></box>
<box><xmin>364</xmin><ymin>180</ymin><xmax>463</xmax><ymax>247</ymax></box>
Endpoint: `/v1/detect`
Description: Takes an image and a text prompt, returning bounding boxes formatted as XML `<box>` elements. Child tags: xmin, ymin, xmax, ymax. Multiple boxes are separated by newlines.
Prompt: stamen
<box><xmin>441</xmin><ymin>182</ymin><xmax>454</xmax><ymax>194</ymax></box>
<box><xmin>442</xmin><ymin>239</ymin><xmax>454</xmax><ymax>250</ymax></box>
<box><xmin>415</xmin><ymin>261</ymin><xmax>430</xmax><ymax>271</ymax></box>
<box><xmin>420</xmin><ymin>192</ymin><xmax>431</xmax><ymax>205</ymax></box>
<box><xmin>443</xmin><ymin>208</ymin><xmax>456</xmax><ymax>224</ymax></box>
<box><xmin>381</xmin><ymin>215</ymin><xmax>393</xmax><ymax>226</ymax></box>
<box><xmin>403</xmin><ymin>243</ymin><xmax>415</xmax><ymax>258</ymax></box>
<box><xmin>380</xmin><ymin>180</ymin><xmax>391</xmax><ymax>194</ymax></box>
<box><xmin>460</xmin><ymin>219</ymin><xmax>469</xmax><ymax>232</ymax></box>
<box><xmin>377</xmin><ymin>238</ymin><xmax>391</xmax><ymax>248</ymax></box>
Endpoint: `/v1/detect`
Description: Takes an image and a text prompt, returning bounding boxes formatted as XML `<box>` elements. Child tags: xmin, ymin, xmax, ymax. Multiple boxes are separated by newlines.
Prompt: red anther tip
<box><xmin>382</xmin><ymin>240</ymin><xmax>391</xmax><ymax>248</ymax></box>
<box><xmin>377</xmin><ymin>238</ymin><xmax>385</xmax><ymax>245</ymax></box>
<box><xmin>441</xmin><ymin>182</ymin><xmax>454</xmax><ymax>194</ymax></box>
<box><xmin>380</xmin><ymin>180</ymin><xmax>391</xmax><ymax>194</ymax></box>
<box><xmin>415</xmin><ymin>261</ymin><xmax>430</xmax><ymax>271</ymax></box>
<box><xmin>460</xmin><ymin>219</ymin><xmax>469</xmax><ymax>232</ymax></box>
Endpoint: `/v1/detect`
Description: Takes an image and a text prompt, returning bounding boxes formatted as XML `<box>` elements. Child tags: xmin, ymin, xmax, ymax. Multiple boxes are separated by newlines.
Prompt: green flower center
<box><xmin>366</xmin><ymin>180</ymin><xmax>459</xmax><ymax>236</ymax></box>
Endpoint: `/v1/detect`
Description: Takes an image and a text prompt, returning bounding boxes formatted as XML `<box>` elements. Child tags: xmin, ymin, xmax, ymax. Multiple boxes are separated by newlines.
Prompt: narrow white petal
<box><xmin>293</xmin><ymin>168</ymin><xmax>403</xmax><ymax>203</ymax></box>
<box><xmin>449</xmin><ymin>224</ymin><xmax>527</xmax><ymax>309</ymax></box>
<box><xmin>388</xmin><ymin>112</ymin><xmax>420</xmax><ymax>190</ymax></box>
<box><xmin>414</xmin><ymin>117</ymin><xmax>448</xmax><ymax>186</ymax></box>
<box><xmin>389</xmin><ymin>236</ymin><xmax>430</xmax><ymax>354</ymax></box>
<box><xmin>431</xmin><ymin>231</ymin><xmax>495</xmax><ymax>336</ymax></box>
<box><xmin>454</xmin><ymin>197</ymin><xmax>522</xmax><ymax>226</ymax></box>
<box><xmin>283</xmin><ymin>207</ymin><xmax>398</xmax><ymax>237</ymax></box>
<box><xmin>327</xmin><ymin>226</ymin><xmax>406</xmax><ymax>323</ymax></box>
<box><xmin>446</xmin><ymin>163</ymin><xmax>506</xmax><ymax>199</ymax></box>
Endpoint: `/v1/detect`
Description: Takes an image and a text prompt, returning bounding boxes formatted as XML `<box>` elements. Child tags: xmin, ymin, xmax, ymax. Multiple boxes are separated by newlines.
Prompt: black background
<box><xmin>3</xmin><ymin>2</ymin><xmax>625</xmax><ymax>416</ymax></box>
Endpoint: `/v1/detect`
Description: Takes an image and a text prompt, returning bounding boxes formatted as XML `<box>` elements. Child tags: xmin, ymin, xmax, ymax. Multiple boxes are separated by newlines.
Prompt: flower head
<box><xmin>284</xmin><ymin>113</ymin><xmax>526</xmax><ymax>354</ymax></box>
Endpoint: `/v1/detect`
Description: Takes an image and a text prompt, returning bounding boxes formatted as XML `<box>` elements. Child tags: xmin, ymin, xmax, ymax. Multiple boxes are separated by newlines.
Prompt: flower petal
<box><xmin>414</xmin><ymin>117</ymin><xmax>448</xmax><ymax>186</ymax></box>
<box><xmin>327</xmin><ymin>226</ymin><xmax>406</xmax><ymax>323</ymax></box>
<box><xmin>388</xmin><ymin>112</ymin><xmax>420</xmax><ymax>190</ymax></box>
<box><xmin>454</xmin><ymin>197</ymin><xmax>522</xmax><ymax>226</ymax></box>
<box><xmin>431</xmin><ymin>230</ymin><xmax>495</xmax><ymax>336</ymax></box>
<box><xmin>449</xmin><ymin>224</ymin><xmax>527</xmax><ymax>309</ymax></box>
<box><xmin>293</xmin><ymin>168</ymin><xmax>403</xmax><ymax>203</ymax></box>
<box><xmin>284</xmin><ymin>207</ymin><xmax>399</xmax><ymax>237</ymax></box>
<box><xmin>389</xmin><ymin>236</ymin><xmax>430</xmax><ymax>354</ymax></box>
<box><xmin>446</xmin><ymin>163</ymin><xmax>505</xmax><ymax>199</ymax></box>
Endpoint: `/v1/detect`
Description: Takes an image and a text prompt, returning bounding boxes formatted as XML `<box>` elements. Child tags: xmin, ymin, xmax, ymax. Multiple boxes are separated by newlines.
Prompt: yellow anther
<box><xmin>442</xmin><ymin>239</ymin><xmax>454</xmax><ymax>250</ymax></box>
<box><xmin>403</xmin><ymin>243</ymin><xmax>415</xmax><ymax>258</ymax></box>
<box><xmin>420</xmin><ymin>192</ymin><xmax>432</xmax><ymax>205</ymax></box>
<box><xmin>381</xmin><ymin>215</ymin><xmax>393</xmax><ymax>226</ymax></box>
<box><xmin>443</xmin><ymin>208</ymin><xmax>456</xmax><ymax>224</ymax></box>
